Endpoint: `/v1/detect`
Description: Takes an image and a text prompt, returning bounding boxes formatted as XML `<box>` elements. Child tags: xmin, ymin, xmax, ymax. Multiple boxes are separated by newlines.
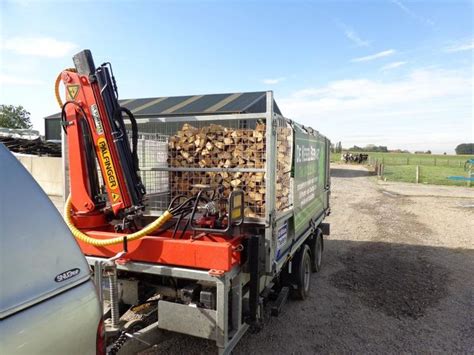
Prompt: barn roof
<box><xmin>44</xmin><ymin>91</ymin><xmax>282</xmax><ymax>119</ymax></box>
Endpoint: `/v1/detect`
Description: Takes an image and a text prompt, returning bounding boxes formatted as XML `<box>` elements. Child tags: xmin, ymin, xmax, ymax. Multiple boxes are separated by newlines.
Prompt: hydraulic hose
<box><xmin>64</xmin><ymin>195</ymin><xmax>173</xmax><ymax>246</ymax></box>
<box><xmin>120</xmin><ymin>107</ymin><xmax>139</xmax><ymax>171</ymax></box>
<box><xmin>57</xmin><ymin>68</ymin><xmax>175</xmax><ymax>246</ymax></box>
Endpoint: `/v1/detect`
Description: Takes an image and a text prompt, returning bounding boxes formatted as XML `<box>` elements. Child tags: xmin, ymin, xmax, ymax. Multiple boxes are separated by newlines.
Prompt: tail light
<box><xmin>96</xmin><ymin>317</ymin><xmax>105</xmax><ymax>355</ymax></box>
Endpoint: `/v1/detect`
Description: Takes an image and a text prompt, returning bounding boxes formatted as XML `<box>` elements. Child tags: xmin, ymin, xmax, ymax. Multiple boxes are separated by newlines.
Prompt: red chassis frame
<box><xmin>77</xmin><ymin>229</ymin><xmax>245</xmax><ymax>272</ymax></box>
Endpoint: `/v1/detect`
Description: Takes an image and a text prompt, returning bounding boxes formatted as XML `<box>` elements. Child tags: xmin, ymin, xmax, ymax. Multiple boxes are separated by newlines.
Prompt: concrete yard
<box><xmin>50</xmin><ymin>164</ymin><xmax>474</xmax><ymax>353</ymax></box>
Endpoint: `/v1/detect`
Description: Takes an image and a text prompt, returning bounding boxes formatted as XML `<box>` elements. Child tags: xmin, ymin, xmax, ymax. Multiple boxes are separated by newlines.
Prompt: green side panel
<box><xmin>293</xmin><ymin>126</ymin><xmax>327</xmax><ymax>236</ymax></box>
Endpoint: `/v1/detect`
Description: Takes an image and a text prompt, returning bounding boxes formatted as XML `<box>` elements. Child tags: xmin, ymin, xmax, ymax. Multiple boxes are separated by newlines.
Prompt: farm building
<box><xmin>43</xmin><ymin>91</ymin><xmax>282</xmax><ymax>141</ymax></box>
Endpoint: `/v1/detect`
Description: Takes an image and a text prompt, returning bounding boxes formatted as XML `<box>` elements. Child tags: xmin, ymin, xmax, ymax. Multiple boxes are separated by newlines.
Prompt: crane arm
<box><xmin>60</xmin><ymin>50</ymin><xmax>145</xmax><ymax>219</ymax></box>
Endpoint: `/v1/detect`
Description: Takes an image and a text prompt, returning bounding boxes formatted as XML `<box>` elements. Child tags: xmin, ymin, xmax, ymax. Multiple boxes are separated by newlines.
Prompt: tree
<box><xmin>348</xmin><ymin>145</ymin><xmax>363</xmax><ymax>152</ymax></box>
<box><xmin>455</xmin><ymin>143</ymin><xmax>474</xmax><ymax>155</ymax></box>
<box><xmin>348</xmin><ymin>144</ymin><xmax>387</xmax><ymax>152</ymax></box>
<box><xmin>0</xmin><ymin>105</ymin><xmax>32</xmax><ymax>129</ymax></box>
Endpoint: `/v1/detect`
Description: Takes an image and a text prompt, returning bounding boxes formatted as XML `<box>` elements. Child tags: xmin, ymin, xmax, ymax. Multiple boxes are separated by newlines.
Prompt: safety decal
<box><xmin>90</xmin><ymin>104</ymin><xmax>104</xmax><ymax>135</ymax></box>
<box><xmin>67</xmin><ymin>85</ymin><xmax>80</xmax><ymax>100</ymax></box>
<box><xmin>112</xmin><ymin>192</ymin><xmax>120</xmax><ymax>202</ymax></box>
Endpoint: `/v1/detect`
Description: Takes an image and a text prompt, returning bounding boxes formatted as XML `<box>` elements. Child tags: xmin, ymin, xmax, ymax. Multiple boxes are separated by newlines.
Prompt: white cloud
<box><xmin>282</xmin><ymin>69</ymin><xmax>469</xmax><ymax>111</ymax></box>
<box><xmin>335</xmin><ymin>21</ymin><xmax>370</xmax><ymax>47</ymax></box>
<box><xmin>391</xmin><ymin>0</ymin><xmax>435</xmax><ymax>26</ymax></box>
<box><xmin>344</xmin><ymin>29</ymin><xmax>370</xmax><ymax>47</ymax></box>
<box><xmin>0</xmin><ymin>73</ymin><xmax>44</xmax><ymax>86</ymax></box>
<box><xmin>278</xmin><ymin>68</ymin><xmax>473</xmax><ymax>153</ymax></box>
<box><xmin>381</xmin><ymin>61</ymin><xmax>407</xmax><ymax>71</ymax></box>
<box><xmin>1</xmin><ymin>36</ymin><xmax>78</xmax><ymax>58</ymax></box>
<box><xmin>262</xmin><ymin>77</ymin><xmax>285</xmax><ymax>85</ymax></box>
<box><xmin>351</xmin><ymin>49</ymin><xmax>396</xmax><ymax>62</ymax></box>
<box><xmin>444</xmin><ymin>39</ymin><xmax>474</xmax><ymax>53</ymax></box>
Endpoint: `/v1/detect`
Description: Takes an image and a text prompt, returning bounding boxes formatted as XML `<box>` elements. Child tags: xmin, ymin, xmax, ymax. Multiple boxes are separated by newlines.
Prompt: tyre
<box><xmin>310</xmin><ymin>229</ymin><xmax>323</xmax><ymax>273</ymax></box>
<box><xmin>292</xmin><ymin>245</ymin><xmax>312</xmax><ymax>300</ymax></box>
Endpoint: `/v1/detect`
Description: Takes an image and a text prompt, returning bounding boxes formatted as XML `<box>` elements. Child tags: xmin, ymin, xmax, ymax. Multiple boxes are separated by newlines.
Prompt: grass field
<box><xmin>365</xmin><ymin>152</ymin><xmax>470</xmax><ymax>167</ymax></box>
<box><xmin>330</xmin><ymin>151</ymin><xmax>473</xmax><ymax>187</ymax></box>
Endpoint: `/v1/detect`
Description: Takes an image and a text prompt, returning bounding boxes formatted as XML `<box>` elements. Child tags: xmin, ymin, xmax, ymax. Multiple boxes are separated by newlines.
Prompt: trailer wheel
<box><xmin>311</xmin><ymin>230</ymin><xmax>323</xmax><ymax>273</ymax></box>
<box><xmin>292</xmin><ymin>245</ymin><xmax>312</xmax><ymax>300</ymax></box>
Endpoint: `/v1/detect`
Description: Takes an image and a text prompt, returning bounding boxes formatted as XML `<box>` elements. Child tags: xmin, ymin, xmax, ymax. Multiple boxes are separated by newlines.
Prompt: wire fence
<box><xmin>370</xmin><ymin>159</ymin><xmax>473</xmax><ymax>187</ymax></box>
<box><xmin>367</xmin><ymin>156</ymin><xmax>468</xmax><ymax>167</ymax></box>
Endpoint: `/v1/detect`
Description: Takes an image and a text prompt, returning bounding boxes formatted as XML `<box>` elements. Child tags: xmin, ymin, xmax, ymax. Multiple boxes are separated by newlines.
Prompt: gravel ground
<box><xmin>51</xmin><ymin>164</ymin><xmax>473</xmax><ymax>353</ymax></box>
<box><xmin>142</xmin><ymin>164</ymin><xmax>473</xmax><ymax>354</ymax></box>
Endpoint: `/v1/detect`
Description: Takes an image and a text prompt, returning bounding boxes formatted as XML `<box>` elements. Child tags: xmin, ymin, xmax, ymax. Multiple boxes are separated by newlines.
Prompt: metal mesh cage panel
<box><xmin>63</xmin><ymin>115</ymin><xmax>293</xmax><ymax>220</ymax></box>
<box><xmin>129</xmin><ymin>119</ymin><xmax>267</xmax><ymax>218</ymax></box>
<box><xmin>134</xmin><ymin>133</ymin><xmax>169</xmax><ymax>213</ymax></box>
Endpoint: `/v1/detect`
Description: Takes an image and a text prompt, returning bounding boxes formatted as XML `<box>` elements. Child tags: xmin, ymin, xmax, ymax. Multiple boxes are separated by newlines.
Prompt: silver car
<box><xmin>0</xmin><ymin>144</ymin><xmax>103</xmax><ymax>354</ymax></box>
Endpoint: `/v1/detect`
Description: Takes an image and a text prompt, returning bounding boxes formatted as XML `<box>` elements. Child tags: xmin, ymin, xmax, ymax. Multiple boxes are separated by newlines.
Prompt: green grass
<box><xmin>383</xmin><ymin>165</ymin><xmax>417</xmax><ymax>183</ymax></box>
<box><xmin>383</xmin><ymin>165</ymin><xmax>471</xmax><ymax>186</ymax></box>
<box><xmin>371</xmin><ymin>152</ymin><xmax>473</xmax><ymax>187</ymax></box>
<box><xmin>420</xmin><ymin>165</ymin><xmax>471</xmax><ymax>186</ymax></box>
<box><xmin>331</xmin><ymin>151</ymin><xmax>473</xmax><ymax>187</ymax></box>
<box><xmin>332</xmin><ymin>151</ymin><xmax>473</xmax><ymax>166</ymax></box>
<box><xmin>330</xmin><ymin>152</ymin><xmax>341</xmax><ymax>162</ymax></box>
<box><xmin>366</xmin><ymin>152</ymin><xmax>472</xmax><ymax>167</ymax></box>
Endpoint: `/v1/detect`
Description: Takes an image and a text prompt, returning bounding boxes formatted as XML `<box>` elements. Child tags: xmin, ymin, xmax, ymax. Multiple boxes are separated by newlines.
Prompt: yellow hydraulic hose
<box><xmin>64</xmin><ymin>196</ymin><xmax>173</xmax><ymax>246</ymax></box>
<box><xmin>55</xmin><ymin>68</ymin><xmax>76</xmax><ymax>107</ymax></box>
<box><xmin>57</xmin><ymin>69</ymin><xmax>174</xmax><ymax>246</ymax></box>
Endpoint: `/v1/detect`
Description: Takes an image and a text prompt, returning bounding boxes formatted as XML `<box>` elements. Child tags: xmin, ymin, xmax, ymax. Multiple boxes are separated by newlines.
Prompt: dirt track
<box><xmin>145</xmin><ymin>164</ymin><xmax>473</xmax><ymax>354</ymax></box>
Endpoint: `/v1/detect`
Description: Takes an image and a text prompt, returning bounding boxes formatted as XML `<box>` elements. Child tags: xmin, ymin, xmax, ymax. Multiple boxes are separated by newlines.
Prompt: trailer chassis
<box><xmin>87</xmin><ymin>256</ymin><xmax>249</xmax><ymax>355</ymax></box>
<box><xmin>86</xmin><ymin>207</ymin><xmax>328</xmax><ymax>354</ymax></box>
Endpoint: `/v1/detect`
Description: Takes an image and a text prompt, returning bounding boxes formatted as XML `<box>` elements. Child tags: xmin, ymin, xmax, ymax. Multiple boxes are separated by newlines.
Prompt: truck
<box><xmin>58</xmin><ymin>50</ymin><xmax>330</xmax><ymax>354</ymax></box>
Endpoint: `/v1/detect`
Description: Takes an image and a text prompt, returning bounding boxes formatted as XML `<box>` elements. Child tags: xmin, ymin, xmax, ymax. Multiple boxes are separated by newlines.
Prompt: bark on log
<box><xmin>168</xmin><ymin>123</ymin><xmax>292</xmax><ymax>217</ymax></box>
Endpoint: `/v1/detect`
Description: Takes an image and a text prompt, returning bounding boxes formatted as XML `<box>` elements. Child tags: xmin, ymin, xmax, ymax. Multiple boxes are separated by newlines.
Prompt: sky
<box><xmin>0</xmin><ymin>0</ymin><xmax>472</xmax><ymax>153</ymax></box>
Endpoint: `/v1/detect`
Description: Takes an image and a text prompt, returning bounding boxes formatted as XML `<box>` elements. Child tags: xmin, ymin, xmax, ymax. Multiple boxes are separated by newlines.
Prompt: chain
<box><xmin>108</xmin><ymin>331</ymin><xmax>128</xmax><ymax>355</ymax></box>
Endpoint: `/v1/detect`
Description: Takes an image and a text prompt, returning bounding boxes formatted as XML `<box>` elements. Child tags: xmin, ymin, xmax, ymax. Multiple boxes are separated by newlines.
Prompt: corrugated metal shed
<box><xmin>44</xmin><ymin>91</ymin><xmax>282</xmax><ymax>120</ymax></box>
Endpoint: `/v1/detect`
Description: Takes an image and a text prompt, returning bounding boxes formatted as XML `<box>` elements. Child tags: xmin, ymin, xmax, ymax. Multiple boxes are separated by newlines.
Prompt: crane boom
<box><xmin>61</xmin><ymin>50</ymin><xmax>145</xmax><ymax>223</ymax></box>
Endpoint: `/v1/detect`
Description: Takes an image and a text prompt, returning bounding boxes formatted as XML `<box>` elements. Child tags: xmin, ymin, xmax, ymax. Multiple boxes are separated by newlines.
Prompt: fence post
<box><xmin>416</xmin><ymin>165</ymin><xmax>420</xmax><ymax>184</ymax></box>
<box><xmin>468</xmin><ymin>166</ymin><xmax>472</xmax><ymax>188</ymax></box>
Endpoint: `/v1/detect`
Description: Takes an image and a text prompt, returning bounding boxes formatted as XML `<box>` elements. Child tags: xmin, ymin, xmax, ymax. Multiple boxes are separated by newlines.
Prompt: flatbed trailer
<box><xmin>58</xmin><ymin>52</ymin><xmax>330</xmax><ymax>354</ymax></box>
<box><xmin>83</xmin><ymin>96</ymin><xmax>329</xmax><ymax>353</ymax></box>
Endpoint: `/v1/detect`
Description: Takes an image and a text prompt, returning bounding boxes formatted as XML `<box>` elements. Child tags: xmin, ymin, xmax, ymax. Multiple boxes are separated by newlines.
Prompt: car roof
<box><xmin>0</xmin><ymin>144</ymin><xmax>90</xmax><ymax>319</ymax></box>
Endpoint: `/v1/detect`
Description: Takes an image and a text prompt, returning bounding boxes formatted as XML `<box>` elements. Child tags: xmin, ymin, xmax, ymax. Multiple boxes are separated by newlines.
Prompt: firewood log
<box><xmin>168</xmin><ymin>122</ymin><xmax>293</xmax><ymax>217</ymax></box>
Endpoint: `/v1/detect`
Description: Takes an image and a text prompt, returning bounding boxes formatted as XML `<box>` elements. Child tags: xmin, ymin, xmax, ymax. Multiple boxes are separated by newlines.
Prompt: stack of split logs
<box><xmin>168</xmin><ymin>122</ymin><xmax>292</xmax><ymax>218</ymax></box>
<box><xmin>276</xmin><ymin>126</ymin><xmax>293</xmax><ymax>211</ymax></box>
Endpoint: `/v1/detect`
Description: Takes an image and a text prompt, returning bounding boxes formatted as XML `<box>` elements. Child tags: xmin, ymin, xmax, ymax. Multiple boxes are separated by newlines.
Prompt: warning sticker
<box><xmin>111</xmin><ymin>192</ymin><xmax>120</xmax><ymax>202</ymax></box>
<box><xmin>67</xmin><ymin>85</ymin><xmax>80</xmax><ymax>100</ymax></box>
<box><xmin>90</xmin><ymin>104</ymin><xmax>104</xmax><ymax>135</ymax></box>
